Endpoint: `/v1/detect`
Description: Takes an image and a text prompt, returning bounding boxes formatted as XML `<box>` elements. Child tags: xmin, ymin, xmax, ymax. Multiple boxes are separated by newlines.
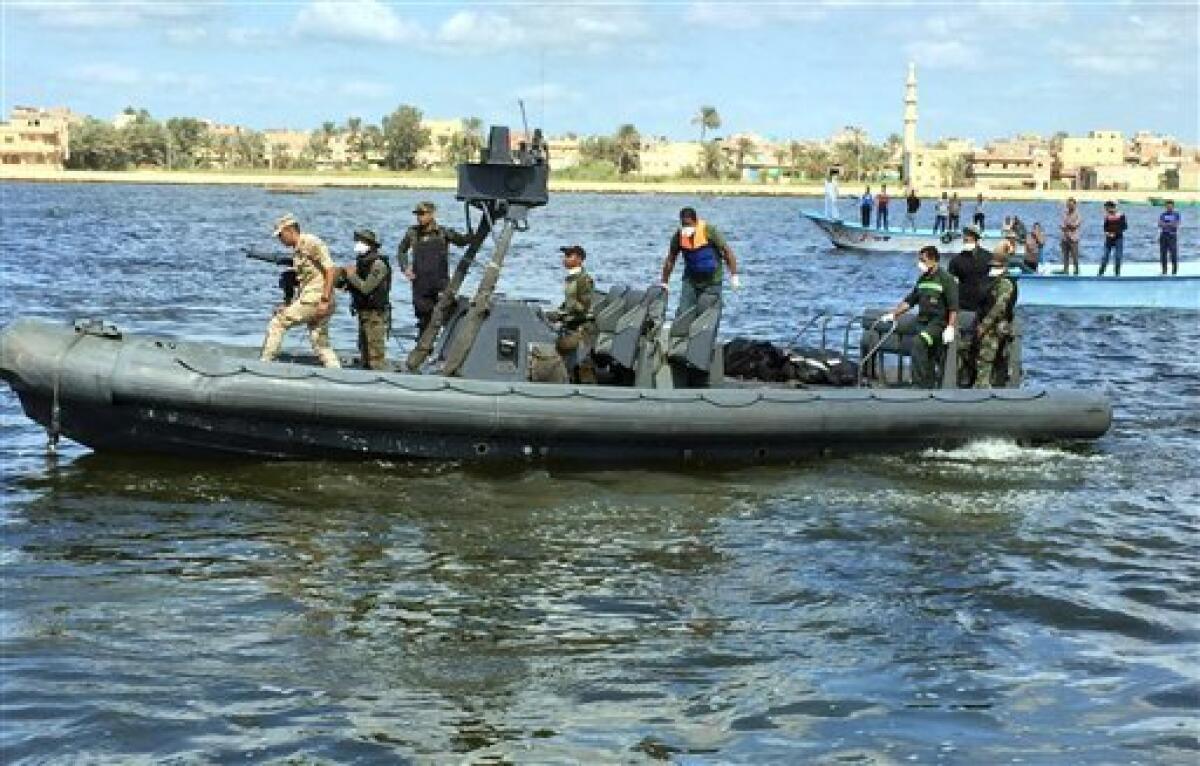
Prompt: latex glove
<box><xmin>942</xmin><ymin>326</ymin><xmax>955</xmax><ymax>344</ymax></box>
<box><xmin>879</xmin><ymin>312</ymin><xmax>895</xmax><ymax>324</ymax></box>
<box><xmin>730</xmin><ymin>274</ymin><xmax>741</xmax><ymax>291</ymax></box>
<box><xmin>658</xmin><ymin>280</ymin><xmax>670</xmax><ymax>291</ymax></box>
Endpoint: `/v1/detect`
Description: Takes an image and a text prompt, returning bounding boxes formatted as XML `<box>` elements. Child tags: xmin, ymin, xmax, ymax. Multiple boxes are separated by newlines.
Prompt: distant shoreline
<box><xmin>2</xmin><ymin>168</ymin><xmax>1196</xmax><ymax>204</ymax></box>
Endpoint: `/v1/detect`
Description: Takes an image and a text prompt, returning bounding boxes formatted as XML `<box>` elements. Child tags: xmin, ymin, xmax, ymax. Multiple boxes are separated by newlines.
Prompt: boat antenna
<box><xmin>518</xmin><ymin>99</ymin><xmax>530</xmax><ymax>143</ymax></box>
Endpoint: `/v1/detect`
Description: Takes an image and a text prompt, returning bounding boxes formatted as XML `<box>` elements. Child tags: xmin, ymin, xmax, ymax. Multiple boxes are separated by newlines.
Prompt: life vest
<box><xmin>679</xmin><ymin>220</ymin><xmax>719</xmax><ymax>278</ymax></box>
<box><xmin>349</xmin><ymin>252</ymin><xmax>392</xmax><ymax>312</ymax></box>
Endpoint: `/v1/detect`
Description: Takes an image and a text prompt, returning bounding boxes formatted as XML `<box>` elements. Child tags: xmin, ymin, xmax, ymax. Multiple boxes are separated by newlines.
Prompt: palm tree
<box><xmin>614</xmin><ymin>123</ymin><xmax>641</xmax><ymax>175</ymax></box>
<box><xmin>700</xmin><ymin>141</ymin><xmax>726</xmax><ymax>179</ymax></box>
<box><xmin>734</xmin><ymin>136</ymin><xmax>756</xmax><ymax>172</ymax></box>
<box><xmin>692</xmin><ymin>106</ymin><xmax>721</xmax><ymax>143</ymax></box>
<box><xmin>346</xmin><ymin>117</ymin><xmax>363</xmax><ymax>164</ymax></box>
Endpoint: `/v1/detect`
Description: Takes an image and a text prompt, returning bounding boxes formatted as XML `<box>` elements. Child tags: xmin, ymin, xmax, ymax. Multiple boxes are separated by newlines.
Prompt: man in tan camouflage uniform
<box><xmin>260</xmin><ymin>214</ymin><xmax>341</xmax><ymax>368</ymax></box>
<box><xmin>550</xmin><ymin>244</ymin><xmax>596</xmax><ymax>383</ymax></box>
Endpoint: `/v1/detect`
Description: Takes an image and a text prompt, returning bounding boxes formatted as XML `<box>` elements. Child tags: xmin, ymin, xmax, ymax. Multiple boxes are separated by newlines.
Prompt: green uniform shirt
<box><xmin>560</xmin><ymin>268</ymin><xmax>595</xmax><ymax>330</ymax></box>
<box><xmin>670</xmin><ymin>222</ymin><xmax>729</xmax><ymax>286</ymax></box>
<box><xmin>342</xmin><ymin>257</ymin><xmax>388</xmax><ymax>295</ymax></box>
<box><xmin>904</xmin><ymin>267</ymin><xmax>959</xmax><ymax>332</ymax></box>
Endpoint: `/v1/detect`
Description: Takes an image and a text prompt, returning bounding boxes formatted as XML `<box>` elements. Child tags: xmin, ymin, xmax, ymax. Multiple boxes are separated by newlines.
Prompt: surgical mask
<box><xmin>989</xmin><ymin>266</ymin><xmax>1004</xmax><ymax>277</ymax></box>
<box><xmin>681</xmin><ymin>226</ymin><xmax>696</xmax><ymax>237</ymax></box>
<box><xmin>917</xmin><ymin>260</ymin><xmax>929</xmax><ymax>273</ymax></box>
<box><xmin>353</xmin><ymin>241</ymin><xmax>370</xmax><ymax>255</ymax></box>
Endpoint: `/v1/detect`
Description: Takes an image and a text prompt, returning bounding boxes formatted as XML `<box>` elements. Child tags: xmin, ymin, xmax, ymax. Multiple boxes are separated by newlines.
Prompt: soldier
<box><xmin>260</xmin><ymin>214</ymin><xmax>341</xmax><ymax>368</ymax></box>
<box><xmin>880</xmin><ymin>245</ymin><xmax>959</xmax><ymax>389</ymax></box>
<box><xmin>973</xmin><ymin>246</ymin><xmax>1018</xmax><ymax>388</ymax></box>
<box><xmin>549</xmin><ymin>244</ymin><xmax>597</xmax><ymax>384</ymax></box>
<box><xmin>397</xmin><ymin>201</ymin><xmax>472</xmax><ymax>336</ymax></box>
<box><xmin>660</xmin><ymin>207</ymin><xmax>739</xmax><ymax>318</ymax></box>
<box><xmin>340</xmin><ymin>228</ymin><xmax>392</xmax><ymax>370</ymax></box>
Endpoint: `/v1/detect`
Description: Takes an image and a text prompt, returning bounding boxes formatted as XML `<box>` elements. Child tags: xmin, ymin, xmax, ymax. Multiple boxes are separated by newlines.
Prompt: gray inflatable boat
<box><xmin>0</xmin><ymin>128</ymin><xmax>1112</xmax><ymax>463</ymax></box>
<box><xmin>0</xmin><ymin>314</ymin><xmax>1111</xmax><ymax>464</ymax></box>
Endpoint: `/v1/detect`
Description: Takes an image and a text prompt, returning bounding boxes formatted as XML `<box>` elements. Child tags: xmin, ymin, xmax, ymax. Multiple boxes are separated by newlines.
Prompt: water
<box><xmin>1</xmin><ymin>182</ymin><xmax>1198</xmax><ymax>762</ymax></box>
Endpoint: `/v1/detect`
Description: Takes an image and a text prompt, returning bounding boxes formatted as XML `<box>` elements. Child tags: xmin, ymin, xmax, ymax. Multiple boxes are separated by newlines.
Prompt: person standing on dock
<box><xmin>1158</xmin><ymin>200</ymin><xmax>1181</xmax><ymax>275</ymax></box>
<box><xmin>948</xmin><ymin>192</ymin><xmax>962</xmax><ymax>232</ymax></box>
<box><xmin>1060</xmin><ymin>198</ymin><xmax>1082</xmax><ymax>275</ymax></box>
<box><xmin>972</xmin><ymin>193</ymin><xmax>986</xmax><ymax>232</ymax></box>
<box><xmin>880</xmin><ymin>245</ymin><xmax>959</xmax><ymax>389</ymax></box>
<box><xmin>260</xmin><ymin>214</ymin><xmax>341</xmax><ymax>368</ymax></box>
<box><xmin>340</xmin><ymin>228</ymin><xmax>392</xmax><ymax>371</ymax></box>
<box><xmin>823</xmin><ymin>168</ymin><xmax>841</xmax><ymax>220</ymax></box>
<box><xmin>397</xmin><ymin>201</ymin><xmax>473</xmax><ymax>336</ymax></box>
<box><xmin>905</xmin><ymin>188</ymin><xmax>920</xmax><ymax>231</ymax></box>
<box><xmin>859</xmin><ymin>187</ymin><xmax>874</xmax><ymax>227</ymax></box>
<box><xmin>661</xmin><ymin>207</ymin><xmax>739</xmax><ymax>317</ymax></box>
<box><xmin>933</xmin><ymin>192</ymin><xmax>949</xmax><ymax>233</ymax></box>
<box><xmin>1098</xmin><ymin>201</ymin><xmax>1128</xmax><ymax>276</ymax></box>
<box><xmin>876</xmin><ymin>185</ymin><xmax>890</xmax><ymax>230</ymax></box>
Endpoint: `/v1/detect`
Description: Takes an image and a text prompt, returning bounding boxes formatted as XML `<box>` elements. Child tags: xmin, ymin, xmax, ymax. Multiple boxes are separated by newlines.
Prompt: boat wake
<box><xmin>920</xmin><ymin>438</ymin><xmax>1100</xmax><ymax>464</ymax></box>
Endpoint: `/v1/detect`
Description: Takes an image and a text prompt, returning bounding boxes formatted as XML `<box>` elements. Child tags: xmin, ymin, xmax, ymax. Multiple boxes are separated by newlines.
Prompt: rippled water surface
<box><xmin>1</xmin><ymin>182</ymin><xmax>1198</xmax><ymax>763</ymax></box>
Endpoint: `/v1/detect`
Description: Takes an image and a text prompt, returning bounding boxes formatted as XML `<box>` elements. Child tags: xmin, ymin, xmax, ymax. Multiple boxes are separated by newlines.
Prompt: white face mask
<box><xmin>681</xmin><ymin>226</ymin><xmax>696</xmax><ymax>237</ymax></box>
<box><xmin>989</xmin><ymin>266</ymin><xmax>1004</xmax><ymax>277</ymax></box>
<box><xmin>917</xmin><ymin>260</ymin><xmax>929</xmax><ymax>273</ymax></box>
<box><xmin>353</xmin><ymin>241</ymin><xmax>370</xmax><ymax>255</ymax></box>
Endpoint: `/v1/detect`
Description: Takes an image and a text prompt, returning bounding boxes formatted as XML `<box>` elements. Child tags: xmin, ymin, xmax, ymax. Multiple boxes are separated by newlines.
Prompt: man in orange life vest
<box><xmin>659</xmin><ymin>207</ymin><xmax>740</xmax><ymax>317</ymax></box>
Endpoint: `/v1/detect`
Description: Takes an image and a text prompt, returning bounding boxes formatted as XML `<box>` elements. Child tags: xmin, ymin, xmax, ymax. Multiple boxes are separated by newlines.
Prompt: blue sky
<box><xmin>3</xmin><ymin>1</ymin><xmax>1197</xmax><ymax>144</ymax></box>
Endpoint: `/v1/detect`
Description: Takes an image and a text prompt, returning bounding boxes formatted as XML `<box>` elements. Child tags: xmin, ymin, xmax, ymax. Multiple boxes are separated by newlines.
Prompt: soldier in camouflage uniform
<box><xmin>973</xmin><ymin>246</ymin><xmax>1018</xmax><ymax>388</ymax></box>
<box><xmin>550</xmin><ymin>245</ymin><xmax>596</xmax><ymax>383</ymax></box>
<box><xmin>260</xmin><ymin>215</ymin><xmax>341</xmax><ymax>368</ymax></box>
<box><xmin>340</xmin><ymin>228</ymin><xmax>392</xmax><ymax>370</ymax></box>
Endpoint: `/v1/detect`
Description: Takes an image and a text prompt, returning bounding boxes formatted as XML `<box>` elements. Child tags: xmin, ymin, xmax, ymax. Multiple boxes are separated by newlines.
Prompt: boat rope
<box><xmin>47</xmin><ymin>331</ymin><xmax>88</xmax><ymax>454</ymax></box>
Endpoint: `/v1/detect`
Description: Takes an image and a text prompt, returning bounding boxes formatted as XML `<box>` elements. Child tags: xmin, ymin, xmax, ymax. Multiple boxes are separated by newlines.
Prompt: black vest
<box><xmin>349</xmin><ymin>252</ymin><xmax>391</xmax><ymax>312</ymax></box>
<box><xmin>410</xmin><ymin>225</ymin><xmax>452</xmax><ymax>287</ymax></box>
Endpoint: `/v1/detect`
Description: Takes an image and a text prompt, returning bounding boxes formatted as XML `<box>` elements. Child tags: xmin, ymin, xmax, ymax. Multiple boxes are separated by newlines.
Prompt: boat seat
<box><xmin>667</xmin><ymin>293</ymin><xmax>722</xmax><ymax>386</ymax></box>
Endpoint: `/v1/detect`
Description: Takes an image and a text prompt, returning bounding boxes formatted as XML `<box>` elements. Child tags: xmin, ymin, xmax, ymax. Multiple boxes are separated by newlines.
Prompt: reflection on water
<box><xmin>1</xmin><ymin>184</ymin><xmax>1198</xmax><ymax>761</ymax></box>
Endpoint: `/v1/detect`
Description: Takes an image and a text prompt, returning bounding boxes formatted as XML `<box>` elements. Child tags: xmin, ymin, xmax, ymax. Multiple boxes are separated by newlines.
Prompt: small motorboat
<box><xmin>800</xmin><ymin>210</ymin><xmax>1020</xmax><ymax>254</ymax></box>
<box><xmin>264</xmin><ymin>183</ymin><xmax>318</xmax><ymax>195</ymax></box>
<box><xmin>1013</xmin><ymin>262</ymin><xmax>1199</xmax><ymax>310</ymax></box>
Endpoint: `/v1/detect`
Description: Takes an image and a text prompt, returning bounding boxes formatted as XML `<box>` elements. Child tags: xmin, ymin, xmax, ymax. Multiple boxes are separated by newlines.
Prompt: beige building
<box><xmin>546</xmin><ymin>136</ymin><xmax>581</xmax><ymax>169</ymax></box>
<box><xmin>1059</xmin><ymin>130</ymin><xmax>1125</xmax><ymax>172</ymax></box>
<box><xmin>416</xmin><ymin>118</ymin><xmax>465</xmax><ymax>169</ymax></box>
<box><xmin>906</xmin><ymin>145</ymin><xmax>970</xmax><ymax>192</ymax></box>
<box><xmin>969</xmin><ymin>148</ymin><xmax>1053</xmax><ymax>190</ymax></box>
<box><xmin>0</xmin><ymin>106</ymin><xmax>74</xmax><ymax>169</ymax></box>
<box><xmin>639</xmin><ymin>140</ymin><xmax>702</xmax><ymax>177</ymax></box>
<box><xmin>263</xmin><ymin>129</ymin><xmax>311</xmax><ymax>167</ymax></box>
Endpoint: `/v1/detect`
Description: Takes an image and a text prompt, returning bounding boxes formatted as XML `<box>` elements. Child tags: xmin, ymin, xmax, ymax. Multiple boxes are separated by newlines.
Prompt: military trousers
<box><xmin>356</xmin><ymin>309</ymin><xmax>389</xmax><ymax>370</ymax></box>
<box><xmin>973</xmin><ymin>327</ymin><xmax>1010</xmax><ymax>389</ymax></box>
<box><xmin>556</xmin><ymin>327</ymin><xmax>596</xmax><ymax>384</ymax></box>
<box><xmin>677</xmin><ymin>279</ymin><xmax>722</xmax><ymax>318</ymax></box>
<box><xmin>910</xmin><ymin>327</ymin><xmax>943</xmax><ymax>389</ymax></box>
<box><xmin>261</xmin><ymin>300</ymin><xmax>341</xmax><ymax>368</ymax></box>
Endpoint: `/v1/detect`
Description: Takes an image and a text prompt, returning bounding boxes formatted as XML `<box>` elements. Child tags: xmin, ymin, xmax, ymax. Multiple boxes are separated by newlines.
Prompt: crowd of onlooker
<box><xmin>822</xmin><ymin>170</ymin><xmax>1183</xmax><ymax>276</ymax></box>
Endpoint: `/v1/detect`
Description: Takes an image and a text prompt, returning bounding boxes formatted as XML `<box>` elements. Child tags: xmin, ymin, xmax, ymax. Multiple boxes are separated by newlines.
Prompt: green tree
<box><xmin>233</xmin><ymin>130</ymin><xmax>266</xmax><ymax>168</ymax></box>
<box><xmin>381</xmin><ymin>105</ymin><xmax>430</xmax><ymax>170</ymax></box>
<box><xmin>580</xmin><ymin>135</ymin><xmax>617</xmax><ymax>164</ymax></box>
<box><xmin>165</xmin><ymin>117</ymin><xmax>207</xmax><ymax>169</ymax></box>
<box><xmin>614</xmin><ymin>123</ymin><xmax>641</xmax><ymax>174</ymax></box>
<box><xmin>699</xmin><ymin>141</ymin><xmax>727</xmax><ymax>179</ymax></box>
<box><xmin>122</xmin><ymin>109</ymin><xmax>169</xmax><ymax>167</ymax></box>
<box><xmin>734</xmin><ymin>136</ymin><xmax>756</xmax><ymax>172</ymax></box>
<box><xmin>936</xmin><ymin>155</ymin><xmax>968</xmax><ymax>187</ymax></box>
<box><xmin>692</xmin><ymin>106</ymin><xmax>721</xmax><ymax>143</ymax></box>
<box><xmin>66</xmin><ymin>118</ymin><xmax>129</xmax><ymax>170</ymax></box>
<box><xmin>345</xmin><ymin>116</ymin><xmax>363</xmax><ymax>164</ymax></box>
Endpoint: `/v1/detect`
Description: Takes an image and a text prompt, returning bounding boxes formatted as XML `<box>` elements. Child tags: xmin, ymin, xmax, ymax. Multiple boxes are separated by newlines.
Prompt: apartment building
<box><xmin>0</xmin><ymin>106</ymin><xmax>75</xmax><ymax>169</ymax></box>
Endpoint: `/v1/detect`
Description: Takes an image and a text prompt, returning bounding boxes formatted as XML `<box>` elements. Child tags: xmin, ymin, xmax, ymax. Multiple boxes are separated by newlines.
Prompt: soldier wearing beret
<box><xmin>340</xmin><ymin>228</ymin><xmax>392</xmax><ymax>370</ymax></box>
<box><xmin>260</xmin><ymin>214</ymin><xmax>341</xmax><ymax>368</ymax></box>
<box><xmin>397</xmin><ymin>201</ymin><xmax>472</xmax><ymax>336</ymax></box>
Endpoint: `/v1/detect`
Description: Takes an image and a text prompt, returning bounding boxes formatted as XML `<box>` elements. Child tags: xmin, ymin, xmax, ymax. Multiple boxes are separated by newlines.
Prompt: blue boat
<box><xmin>800</xmin><ymin>209</ymin><xmax>1017</xmax><ymax>254</ymax></box>
<box><xmin>1013</xmin><ymin>262</ymin><xmax>1199</xmax><ymax>310</ymax></box>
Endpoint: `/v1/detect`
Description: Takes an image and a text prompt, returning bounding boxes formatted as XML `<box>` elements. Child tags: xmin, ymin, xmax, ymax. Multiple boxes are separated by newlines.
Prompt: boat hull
<box><xmin>1</xmin><ymin>319</ymin><xmax>1113</xmax><ymax>463</ymax></box>
<box><xmin>1015</xmin><ymin>262</ymin><xmax>1200</xmax><ymax>310</ymax></box>
<box><xmin>800</xmin><ymin>210</ymin><xmax>1019</xmax><ymax>254</ymax></box>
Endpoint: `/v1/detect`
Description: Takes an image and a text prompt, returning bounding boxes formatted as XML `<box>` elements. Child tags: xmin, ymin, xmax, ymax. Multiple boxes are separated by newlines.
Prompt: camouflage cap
<box><xmin>412</xmin><ymin>201</ymin><xmax>437</xmax><ymax>215</ymax></box>
<box><xmin>353</xmin><ymin>228</ymin><xmax>381</xmax><ymax>248</ymax></box>
<box><xmin>272</xmin><ymin>213</ymin><xmax>299</xmax><ymax>236</ymax></box>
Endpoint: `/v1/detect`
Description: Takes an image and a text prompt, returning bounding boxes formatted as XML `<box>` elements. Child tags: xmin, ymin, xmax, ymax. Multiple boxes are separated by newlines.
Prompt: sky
<box><xmin>3</xmin><ymin>0</ymin><xmax>1198</xmax><ymax>145</ymax></box>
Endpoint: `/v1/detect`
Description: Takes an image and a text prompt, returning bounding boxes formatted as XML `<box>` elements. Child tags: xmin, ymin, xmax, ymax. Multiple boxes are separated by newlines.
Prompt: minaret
<box><xmin>903</xmin><ymin>62</ymin><xmax>918</xmax><ymax>185</ymax></box>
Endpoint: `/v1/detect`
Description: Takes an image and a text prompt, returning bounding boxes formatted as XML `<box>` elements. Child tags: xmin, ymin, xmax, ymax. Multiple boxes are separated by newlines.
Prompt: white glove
<box><xmin>879</xmin><ymin>312</ymin><xmax>895</xmax><ymax>324</ymax></box>
<box><xmin>658</xmin><ymin>280</ymin><xmax>670</xmax><ymax>291</ymax></box>
<box><xmin>730</xmin><ymin>274</ymin><xmax>741</xmax><ymax>291</ymax></box>
<box><xmin>942</xmin><ymin>326</ymin><xmax>955</xmax><ymax>344</ymax></box>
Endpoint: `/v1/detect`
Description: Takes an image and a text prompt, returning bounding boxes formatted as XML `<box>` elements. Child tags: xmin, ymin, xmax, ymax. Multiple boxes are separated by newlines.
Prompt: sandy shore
<box><xmin>2</xmin><ymin>167</ymin><xmax>1196</xmax><ymax>204</ymax></box>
